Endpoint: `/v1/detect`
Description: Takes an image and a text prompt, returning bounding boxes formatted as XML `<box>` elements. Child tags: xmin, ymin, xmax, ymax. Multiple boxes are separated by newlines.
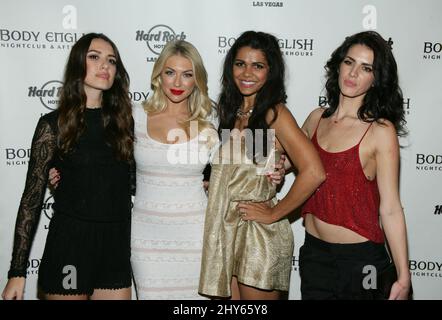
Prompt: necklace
<box><xmin>236</xmin><ymin>107</ymin><xmax>254</xmax><ymax>118</ymax></box>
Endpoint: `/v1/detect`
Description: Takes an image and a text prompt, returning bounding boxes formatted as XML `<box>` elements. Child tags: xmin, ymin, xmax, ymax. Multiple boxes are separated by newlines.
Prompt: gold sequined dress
<box><xmin>198</xmin><ymin>140</ymin><xmax>294</xmax><ymax>297</ymax></box>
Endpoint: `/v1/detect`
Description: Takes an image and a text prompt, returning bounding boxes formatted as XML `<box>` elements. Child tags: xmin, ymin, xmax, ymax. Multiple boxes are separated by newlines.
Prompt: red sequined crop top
<box><xmin>302</xmin><ymin>118</ymin><xmax>384</xmax><ymax>243</ymax></box>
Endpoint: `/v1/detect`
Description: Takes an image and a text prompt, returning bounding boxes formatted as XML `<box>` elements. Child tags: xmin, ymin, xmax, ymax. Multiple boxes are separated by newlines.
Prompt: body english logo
<box><xmin>135</xmin><ymin>25</ymin><xmax>187</xmax><ymax>62</ymax></box>
<box><xmin>5</xmin><ymin>147</ymin><xmax>30</xmax><ymax>166</ymax></box>
<box><xmin>217</xmin><ymin>35</ymin><xmax>314</xmax><ymax>57</ymax></box>
<box><xmin>27</xmin><ymin>259</ymin><xmax>41</xmax><ymax>276</ymax></box>
<box><xmin>423</xmin><ymin>41</ymin><xmax>441</xmax><ymax>61</ymax></box>
<box><xmin>28</xmin><ymin>80</ymin><xmax>63</xmax><ymax>110</ymax></box>
<box><xmin>0</xmin><ymin>29</ymin><xmax>84</xmax><ymax>50</ymax></box>
<box><xmin>415</xmin><ymin>153</ymin><xmax>442</xmax><ymax>172</ymax></box>
<box><xmin>278</xmin><ymin>38</ymin><xmax>314</xmax><ymax>57</ymax></box>
<box><xmin>129</xmin><ymin>91</ymin><xmax>150</xmax><ymax>103</ymax></box>
<box><xmin>409</xmin><ymin>259</ymin><xmax>442</xmax><ymax>278</ymax></box>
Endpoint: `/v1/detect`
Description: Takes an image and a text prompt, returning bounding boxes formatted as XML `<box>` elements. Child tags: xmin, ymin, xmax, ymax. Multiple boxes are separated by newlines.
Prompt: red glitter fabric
<box><xmin>302</xmin><ymin>120</ymin><xmax>384</xmax><ymax>243</ymax></box>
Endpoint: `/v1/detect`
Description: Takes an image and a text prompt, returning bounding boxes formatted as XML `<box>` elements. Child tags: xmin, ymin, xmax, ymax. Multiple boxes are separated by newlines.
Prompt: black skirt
<box><xmin>38</xmin><ymin>212</ymin><xmax>132</xmax><ymax>296</ymax></box>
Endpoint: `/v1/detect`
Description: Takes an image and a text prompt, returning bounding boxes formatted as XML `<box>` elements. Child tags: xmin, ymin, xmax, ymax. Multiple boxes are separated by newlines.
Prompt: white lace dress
<box><xmin>131</xmin><ymin>104</ymin><xmax>215</xmax><ymax>300</ymax></box>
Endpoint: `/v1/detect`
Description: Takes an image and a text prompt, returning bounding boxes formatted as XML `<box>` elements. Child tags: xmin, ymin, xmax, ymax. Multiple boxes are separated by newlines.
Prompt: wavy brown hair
<box><xmin>57</xmin><ymin>33</ymin><xmax>133</xmax><ymax>161</ymax></box>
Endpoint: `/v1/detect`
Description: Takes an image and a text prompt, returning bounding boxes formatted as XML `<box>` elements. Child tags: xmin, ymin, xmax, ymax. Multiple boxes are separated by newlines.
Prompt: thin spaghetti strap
<box><xmin>312</xmin><ymin>114</ymin><xmax>323</xmax><ymax>138</ymax></box>
<box><xmin>358</xmin><ymin>122</ymin><xmax>373</xmax><ymax>144</ymax></box>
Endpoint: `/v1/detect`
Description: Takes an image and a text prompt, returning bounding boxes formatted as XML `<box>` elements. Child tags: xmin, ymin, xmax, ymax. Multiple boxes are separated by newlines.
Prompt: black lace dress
<box><xmin>7</xmin><ymin>108</ymin><xmax>135</xmax><ymax>295</ymax></box>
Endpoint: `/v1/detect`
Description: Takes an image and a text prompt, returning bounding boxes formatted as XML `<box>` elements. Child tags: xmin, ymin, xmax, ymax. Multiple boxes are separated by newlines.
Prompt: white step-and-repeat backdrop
<box><xmin>1</xmin><ymin>0</ymin><xmax>441</xmax><ymax>299</ymax></box>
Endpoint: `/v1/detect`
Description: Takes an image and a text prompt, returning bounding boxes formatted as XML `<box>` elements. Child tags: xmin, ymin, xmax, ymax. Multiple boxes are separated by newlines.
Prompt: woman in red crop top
<box><xmin>299</xmin><ymin>31</ymin><xmax>411</xmax><ymax>300</ymax></box>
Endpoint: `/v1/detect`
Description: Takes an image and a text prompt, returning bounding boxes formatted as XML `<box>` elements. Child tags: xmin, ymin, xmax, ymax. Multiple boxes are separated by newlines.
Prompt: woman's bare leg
<box><xmin>230</xmin><ymin>276</ymin><xmax>241</xmax><ymax>300</ymax></box>
<box><xmin>45</xmin><ymin>293</ymin><xmax>88</xmax><ymax>300</ymax></box>
<box><xmin>90</xmin><ymin>287</ymin><xmax>132</xmax><ymax>300</ymax></box>
<box><xmin>238</xmin><ymin>282</ymin><xmax>280</xmax><ymax>300</ymax></box>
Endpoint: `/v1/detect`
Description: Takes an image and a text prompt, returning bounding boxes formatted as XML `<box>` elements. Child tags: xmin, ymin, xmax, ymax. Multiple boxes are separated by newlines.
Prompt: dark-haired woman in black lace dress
<box><xmin>2</xmin><ymin>33</ymin><xmax>135</xmax><ymax>300</ymax></box>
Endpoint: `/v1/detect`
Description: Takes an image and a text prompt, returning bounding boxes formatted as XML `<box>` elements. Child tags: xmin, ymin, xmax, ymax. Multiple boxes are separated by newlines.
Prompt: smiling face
<box><xmin>233</xmin><ymin>46</ymin><xmax>269</xmax><ymax>99</ymax></box>
<box><xmin>83</xmin><ymin>38</ymin><xmax>117</xmax><ymax>93</ymax></box>
<box><xmin>160</xmin><ymin>54</ymin><xmax>195</xmax><ymax>105</ymax></box>
<box><xmin>338</xmin><ymin>44</ymin><xmax>375</xmax><ymax>99</ymax></box>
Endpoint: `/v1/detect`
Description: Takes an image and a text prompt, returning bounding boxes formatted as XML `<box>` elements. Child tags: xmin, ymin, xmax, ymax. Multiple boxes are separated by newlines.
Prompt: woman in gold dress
<box><xmin>198</xmin><ymin>31</ymin><xmax>325</xmax><ymax>300</ymax></box>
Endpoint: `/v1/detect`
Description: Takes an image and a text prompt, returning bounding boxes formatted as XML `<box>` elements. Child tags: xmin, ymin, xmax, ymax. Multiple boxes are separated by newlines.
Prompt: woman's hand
<box><xmin>237</xmin><ymin>201</ymin><xmax>275</xmax><ymax>224</ymax></box>
<box><xmin>48</xmin><ymin>168</ymin><xmax>60</xmax><ymax>190</ymax></box>
<box><xmin>267</xmin><ymin>154</ymin><xmax>286</xmax><ymax>185</ymax></box>
<box><xmin>2</xmin><ymin>277</ymin><xmax>25</xmax><ymax>300</ymax></box>
<box><xmin>388</xmin><ymin>276</ymin><xmax>412</xmax><ymax>300</ymax></box>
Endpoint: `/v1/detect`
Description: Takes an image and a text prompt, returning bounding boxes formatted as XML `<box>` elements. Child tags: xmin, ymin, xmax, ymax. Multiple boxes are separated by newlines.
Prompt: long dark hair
<box><xmin>217</xmin><ymin>31</ymin><xmax>287</xmax><ymax>135</ymax></box>
<box><xmin>57</xmin><ymin>32</ymin><xmax>134</xmax><ymax>161</ymax></box>
<box><xmin>324</xmin><ymin>30</ymin><xmax>406</xmax><ymax>136</ymax></box>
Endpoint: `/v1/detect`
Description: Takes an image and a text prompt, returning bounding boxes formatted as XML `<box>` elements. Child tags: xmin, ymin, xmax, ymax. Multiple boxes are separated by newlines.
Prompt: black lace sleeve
<box><xmin>7</xmin><ymin>117</ymin><xmax>57</xmax><ymax>279</ymax></box>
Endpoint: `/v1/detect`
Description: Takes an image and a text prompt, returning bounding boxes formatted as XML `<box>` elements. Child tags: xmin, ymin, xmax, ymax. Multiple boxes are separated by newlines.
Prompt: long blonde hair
<box><xmin>143</xmin><ymin>40</ymin><xmax>215</xmax><ymax>140</ymax></box>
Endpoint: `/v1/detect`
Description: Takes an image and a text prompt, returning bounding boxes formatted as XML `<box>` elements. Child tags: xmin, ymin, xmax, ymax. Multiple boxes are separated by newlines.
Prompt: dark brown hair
<box><xmin>324</xmin><ymin>31</ymin><xmax>406</xmax><ymax>136</ymax></box>
<box><xmin>57</xmin><ymin>33</ymin><xmax>133</xmax><ymax>161</ymax></box>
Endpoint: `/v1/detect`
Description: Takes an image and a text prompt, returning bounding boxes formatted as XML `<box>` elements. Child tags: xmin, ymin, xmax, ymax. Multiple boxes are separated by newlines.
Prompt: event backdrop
<box><xmin>1</xmin><ymin>0</ymin><xmax>441</xmax><ymax>299</ymax></box>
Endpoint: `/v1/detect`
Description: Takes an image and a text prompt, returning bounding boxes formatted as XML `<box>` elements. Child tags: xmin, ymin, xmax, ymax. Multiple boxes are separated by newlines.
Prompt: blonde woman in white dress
<box><xmin>130</xmin><ymin>40</ymin><xmax>218</xmax><ymax>299</ymax></box>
